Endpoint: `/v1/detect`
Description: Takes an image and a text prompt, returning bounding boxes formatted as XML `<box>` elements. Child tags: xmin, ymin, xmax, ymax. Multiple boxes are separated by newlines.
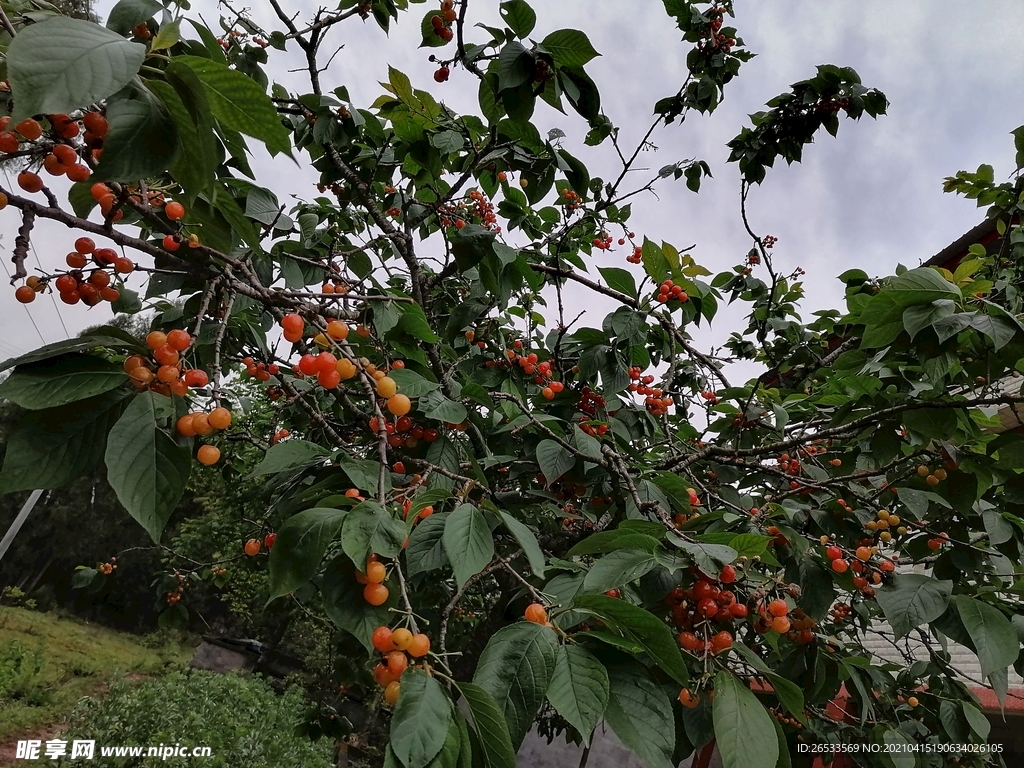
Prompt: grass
<box><xmin>0</xmin><ymin>607</ymin><xmax>192</xmax><ymax>742</ymax></box>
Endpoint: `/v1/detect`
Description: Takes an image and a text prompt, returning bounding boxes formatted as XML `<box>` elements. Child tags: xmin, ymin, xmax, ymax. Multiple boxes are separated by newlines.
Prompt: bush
<box><xmin>63</xmin><ymin>670</ymin><xmax>334</xmax><ymax>768</ymax></box>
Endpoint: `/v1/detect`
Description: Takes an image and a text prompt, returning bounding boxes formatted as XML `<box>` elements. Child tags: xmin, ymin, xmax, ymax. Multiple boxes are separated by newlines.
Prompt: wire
<box><xmin>30</xmin><ymin>239</ymin><xmax>70</xmax><ymax>339</ymax></box>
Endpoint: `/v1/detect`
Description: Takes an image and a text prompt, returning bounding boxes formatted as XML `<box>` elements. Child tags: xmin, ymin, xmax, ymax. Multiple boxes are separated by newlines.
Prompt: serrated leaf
<box><xmin>250</xmin><ymin>440</ymin><xmax>329</xmax><ymax>475</ymax></box>
<box><xmin>603</xmin><ymin>664</ymin><xmax>674</xmax><ymax>768</ymax></box>
<box><xmin>874</xmin><ymin>574</ymin><xmax>952</xmax><ymax>640</ymax></box>
<box><xmin>175</xmin><ymin>55</ymin><xmax>290</xmax><ymax>154</ymax></box>
<box><xmin>713</xmin><ymin>671</ymin><xmax>779</xmax><ymax>768</ymax></box>
<box><xmin>389</xmin><ymin>369</ymin><xmax>441</xmax><ymax>398</ymax></box>
<box><xmin>391</xmin><ymin>669</ymin><xmax>453</xmax><ymax>768</ymax></box>
<box><xmin>443</xmin><ymin>504</ymin><xmax>494</xmax><ymax>589</ymax></box>
<box><xmin>343</xmin><ymin>502</ymin><xmax>407</xmax><ymax>570</ymax></box>
<box><xmin>546</xmin><ymin>644</ymin><xmax>608</xmax><ymax>744</ymax></box>
<box><xmin>472</xmin><ymin>622</ymin><xmax>558</xmax><ymax>749</ymax></box>
<box><xmin>955</xmin><ymin>595</ymin><xmax>1019</xmax><ymax>678</ymax></box>
<box><xmin>499</xmin><ymin>0</ymin><xmax>536</xmax><ymax>38</ymax></box>
<box><xmin>539</xmin><ymin>29</ymin><xmax>600</xmax><ymax>68</ymax></box>
<box><xmin>104</xmin><ymin>392</ymin><xmax>191</xmax><ymax>542</ymax></box>
<box><xmin>573</xmin><ymin>594</ymin><xmax>688</xmax><ymax>685</ymax></box>
<box><xmin>0</xmin><ymin>355</ymin><xmax>127</xmax><ymax>409</ymax></box>
<box><xmin>0</xmin><ymin>390</ymin><xmax>131</xmax><ymax>493</ymax></box>
<box><xmin>498</xmin><ymin>511</ymin><xmax>545</xmax><ymax>577</ymax></box>
<box><xmin>536</xmin><ymin>440</ymin><xmax>575</xmax><ymax>485</ymax></box>
<box><xmin>268</xmin><ymin>508</ymin><xmax>347</xmax><ymax>599</ymax></box>
<box><xmin>456</xmin><ymin>683</ymin><xmax>516</xmax><ymax>768</ymax></box>
<box><xmin>406</xmin><ymin>513</ymin><xmax>449</xmax><ymax>576</ymax></box>
<box><xmin>8</xmin><ymin>18</ymin><xmax>146</xmax><ymax>122</ymax></box>
<box><xmin>94</xmin><ymin>79</ymin><xmax>180</xmax><ymax>182</ymax></box>
<box><xmin>106</xmin><ymin>0</ymin><xmax>161</xmax><ymax>35</ymax></box>
<box><xmin>581</xmin><ymin>549</ymin><xmax>657</xmax><ymax>594</ymax></box>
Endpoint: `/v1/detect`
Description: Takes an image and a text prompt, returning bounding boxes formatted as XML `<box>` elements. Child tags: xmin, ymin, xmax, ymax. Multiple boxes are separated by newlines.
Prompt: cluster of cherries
<box><xmin>1</xmin><ymin>112</ymin><xmax>104</xmax><ymax>187</ymax></box>
<box><xmin>916</xmin><ymin>463</ymin><xmax>948</xmax><ymax>487</ymax></box>
<box><xmin>15</xmin><ymin>237</ymin><xmax>133</xmax><ymax>305</ymax></box>
<box><xmin>561</xmin><ymin>188</ymin><xmax>583</xmax><ymax>213</ymax></box>
<box><xmin>436</xmin><ymin>189</ymin><xmax>498</xmax><ymax>231</ymax></box>
<box><xmin>97</xmin><ymin>557</ymin><xmax>117</xmax><ymax>576</ymax></box>
<box><xmin>667</xmin><ymin>570</ymin><xmax>745</xmax><ymax>648</ymax></box>
<box><xmin>358</xmin><ymin>556</ymin><xmax>390</xmax><ymax>607</ymax></box>
<box><xmin>370</xmin><ymin>415</ymin><xmax>441</xmax><ymax>449</ymax></box>
<box><xmin>592</xmin><ymin>232</ymin><xmax>614</xmax><ymax>251</ymax></box>
<box><xmin>244</xmin><ymin>532</ymin><xmax>277</xmax><ymax>556</ymax></box>
<box><xmin>654</xmin><ymin>279</ymin><xmax>688</xmax><ymax>304</ymax></box>
<box><xmin>174</xmin><ymin>406</ymin><xmax>232</xmax><ymax>466</ymax></box>
<box><xmin>165</xmin><ymin>571</ymin><xmax>188</xmax><ymax>605</ymax></box>
<box><xmin>371</xmin><ymin>625</ymin><xmax>432</xmax><ymax>706</ymax></box>
<box><xmin>124</xmin><ymin>330</ymin><xmax>206</xmax><ymax>395</ymax></box>
<box><xmin>626</xmin><ymin>367</ymin><xmax>673</xmax><ymax>416</ymax></box>
<box><xmin>428</xmin><ymin>0</ymin><xmax>457</xmax><ymax>43</ymax></box>
<box><xmin>823</xmin><ymin>542</ymin><xmax>895</xmax><ymax>595</ymax></box>
<box><xmin>242</xmin><ymin>357</ymin><xmax>280</xmax><ymax>382</ymax></box>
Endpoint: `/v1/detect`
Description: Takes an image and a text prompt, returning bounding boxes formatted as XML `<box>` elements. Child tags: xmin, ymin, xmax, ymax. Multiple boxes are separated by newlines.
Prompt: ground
<box><xmin>0</xmin><ymin>606</ymin><xmax>192</xmax><ymax>763</ymax></box>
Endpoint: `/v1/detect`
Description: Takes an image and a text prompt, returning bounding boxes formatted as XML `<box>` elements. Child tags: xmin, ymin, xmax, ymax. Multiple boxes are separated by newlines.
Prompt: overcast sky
<box><xmin>2</xmin><ymin>1</ymin><xmax>1022</xmax><ymax>368</ymax></box>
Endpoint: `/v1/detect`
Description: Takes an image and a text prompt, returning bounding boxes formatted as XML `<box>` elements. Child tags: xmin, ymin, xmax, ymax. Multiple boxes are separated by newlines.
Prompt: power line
<box><xmin>30</xmin><ymin>239</ymin><xmax>71</xmax><ymax>339</ymax></box>
<box><xmin>1</xmin><ymin>168</ymin><xmax>50</xmax><ymax>346</ymax></box>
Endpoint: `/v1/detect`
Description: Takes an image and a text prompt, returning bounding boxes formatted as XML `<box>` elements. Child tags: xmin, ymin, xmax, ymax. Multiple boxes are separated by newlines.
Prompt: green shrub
<box><xmin>0</xmin><ymin>641</ymin><xmax>52</xmax><ymax>707</ymax></box>
<box><xmin>63</xmin><ymin>670</ymin><xmax>334</xmax><ymax>767</ymax></box>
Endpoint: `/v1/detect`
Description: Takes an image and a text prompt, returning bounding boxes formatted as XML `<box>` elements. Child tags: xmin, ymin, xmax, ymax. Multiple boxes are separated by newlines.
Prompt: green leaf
<box><xmin>883</xmin><ymin>730</ymin><xmax>914</xmax><ymax>768</ymax></box>
<box><xmin>8</xmin><ymin>18</ymin><xmax>146</xmax><ymax>122</ymax></box>
<box><xmin>498</xmin><ymin>511</ymin><xmax>545</xmax><ymax>577</ymax></box>
<box><xmin>389</xmin><ymin>369</ymin><xmax>441</xmax><ymax>397</ymax></box>
<box><xmin>566</xmin><ymin>531</ymin><xmax>661</xmax><ymax>556</ymax></box>
<box><xmin>406</xmin><ymin>514</ymin><xmax>450</xmax><ymax>576</ymax></box>
<box><xmin>322</xmin><ymin>555</ymin><xmax>396</xmax><ymax>653</ymax></box>
<box><xmin>106</xmin><ymin>0</ymin><xmax>161</xmax><ymax>35</ymax></box>
<box><xmin>398</xmin><ymin>303</ymin><xmax>441</xmax><ymax>343</ymax></box>
<box><xmin>884</xmin><ymin>267</ymin><xmax>962</xmax><ymax>308</ymax></box>
<box><xmin>150</xmin><ymin>18</ymin><xmax>181</xmax><ymax>51</ymax></box>
<box><xmin>110</xmin><ymin>285</ymin><xmax>142</xmax><ymax>314</ymax></box>
<box><xmin>581</xmin><ymin>549</ymin><xmax>657</xmax><ymax>594</ymax></box>
<box><xmin>472</xmin><ymin>622</ymin><xmax>558</xmax><ymax>749</ymax></box>
<box><xmin>104</xmin><ymin>392</ymin><xmax>191</xmax><ymax>542</ymax></box>
<box><xmin>250</xmin><ymin>440</ymin><xmax>329</xmax><ymax>475</ymax></box>
<box><xmin>94</xmin><ymin>79</ymin><xmax>180</xmax><ymax>182</ymax></box>
<box><xmin>546</xmin><ymin>644</ymin><xmax>608</xmax><ymax>744</ymax></box>
<box><xmin>603</xmin><ymin>664</ymin><xmax>674</xmax><ymax>768</ymax></box>
<box><xmin>668</xmin><ymin>535</ymin><xmax>737</xmax><ymax>576</ymax></box>
<box><xmin>598</xmin><ymin>267</ymin><xmax>638</xmax><ymax>299</ymax></box>
<box><xmin>268</xmin><ymin>508</ymin><xmax>347</xmax><ymax>599</ymax></box>
<box><xmin>874</xmin><ymin>574</ymin><xmax>952</xmax><ymax>640</ymax></box>
<box><xmin>443</xmin><ymin>504</ymin><xmax>495</xmax><ymax>589</ymax></box>
<box><xmin>955</xmin><ymin>595</ymin><xmax>1019</xmax><ymax>678</ymax></box>
<box><xmin>421</xmin><ymin>393</ymin><xmax>469</xmax><ymax>424</ymax></box>
<box><xmin>539</xmin><ymin>29</ymin><xmax>600</xmax><ymax>68</ymax></box>
<box><xmin>902</xmin><ymin>300</ymin><xmax>955</xmax><ymax>341</ymax></box>
<box><xmin>499</xmin><ymin>0</ymin><xmax>536</xmax><ymax>38</ymax></box>
<box><xmin>0</xmin><ymin>390</ymin><xmax>131</xmax><ymax>493</ymax></box>
<box><xmin>713</xmin><ymin>671</ymin><xmax>779</xmax><ymax>768</ymax></box>
<box><xmin>962</xmin><ymin>701</ymin><xmax>991</xmax><ymax>741</ymax></box>
<box><xmin>391</xmin><ymin>669</ymin><xmax>454</xmax><ymax>768</ymax></box>
<box><xmin>175</xmin><ymin>56</ymin><xmax>290</xmax><ymax>154</ymax></box>
<box><xmin>343</xmin><ymin>502</ymin><xmax>407</xmax><ymax>570</ymax></box>
<box><xmin>456</xmin><ymin>683</ymin><xmax>517</xmax><ymax>768</ymax></box>
<box><xmin>641</xmin><ymin>237</ymin><xmax>670</xmax><ymax>283</ymax></box>
<box><xmin>573</xmin><ymin>594</ymin><xmax>689</xmax><ymax>685</ymax></box>
<box><xmin>497</xmin><ymin>42</ymin><xmax>533</xmax><ymax>92</ymax></box>
<box><xmin>431</xmin><ymin>130</ymin><xmax>465</xmax><ymax>155</ymax></box>
<box><xmin>536</xmin><ymin>440</ymin><xmax>575</xmax><ymax>485</ymax></box>
<box><xmin>0</xmin><ymin>355</ymin><xmax>127</xmax><ymax>409</ymax></box>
